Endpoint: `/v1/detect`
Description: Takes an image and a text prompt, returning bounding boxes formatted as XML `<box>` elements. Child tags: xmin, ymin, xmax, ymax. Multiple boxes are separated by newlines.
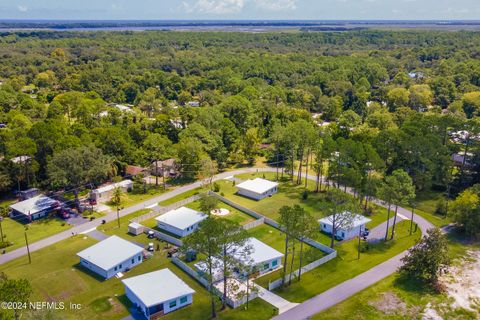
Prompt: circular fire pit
<box><xmin>210</xmin><ymin>208</ymin><xmax>230</xmax><ymax>216</ymax></box>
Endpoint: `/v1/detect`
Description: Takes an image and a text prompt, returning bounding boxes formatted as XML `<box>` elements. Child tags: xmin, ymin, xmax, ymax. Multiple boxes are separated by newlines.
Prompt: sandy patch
<box><xmin>422</xmin><ymin>303</ymin><xmax>443</xmax><ymax>320</ymax></box>
<box><xmin>441</xmin><ymin>250</ymin><xmax>480</xmax><ymax>312</ymax></box>
<box><xmin>369</xmin><ymin>292</ymin><xmax>408</xmax><ymax>315</ymax></box>
<box><xmin>211</xmin><ymin>208</ymin><xmax>230</xmax><ymax>216</ymax></box>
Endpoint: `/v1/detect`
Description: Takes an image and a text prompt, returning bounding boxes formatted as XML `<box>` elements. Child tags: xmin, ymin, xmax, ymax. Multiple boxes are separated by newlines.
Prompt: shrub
<box><xmin>435</xmin><ymin>198</ymin><xmax>447</xmax><ymax>216</ymax></box>
<box><xmin>302</xmin><ymin>190</ymin><xmax>309</xmax><ymax>200</ymax></box>
<box><xmin>213</xmin><ymin>182</ymin><xmax>220</xmax><ymax>192</ymax></box>
<box><xmin>220</xmin><ymin>192</ymin><xmax>225</xmax><ymax>197</ymax></box>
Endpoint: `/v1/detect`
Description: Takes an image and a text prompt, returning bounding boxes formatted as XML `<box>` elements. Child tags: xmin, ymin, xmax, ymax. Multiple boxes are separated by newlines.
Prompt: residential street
<box><xmin>0</xmin><ymin>166</ymin><xmax>435</xmax><ymax>320</ymax></box>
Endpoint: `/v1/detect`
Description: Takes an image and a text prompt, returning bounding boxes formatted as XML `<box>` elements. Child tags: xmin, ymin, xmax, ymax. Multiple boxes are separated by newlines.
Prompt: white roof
<box><xmin>93</xmin><ymin>180</ymin><xmax>133</xmax><ymax>194</ymax></box>
<box><xmin>11</xmin><ymin>155</ymin><xmax>31</xmax><ymax>164</ymax></box>
<box><xmin>128</xmin><ymin>222</ymin><xmax>143</xmax><ymax>229</ymax></box>
<box><xmin>77</xmin><ymin>235</ymin><xmax>143</xmax><ymax>271</ymax></box>
<box><xmin>236</xmin><ymin>178</ymin><xmax>279</xmax><ymax>195</ymax></box>
<box><xmin>122</xmin><ymin>269</ymin><xmax>195</xmax><ymax>307</ymax></box>
<box><xmin>9</xmin><ymin>195</ymin><xmax>58</xmax><ymax>216</ymax></box>
<box><xmin>318</xmin><ymin>212</ymin><xmax>371</xmax><ymax>230</ymax></box>
<box><xmin>155</xmin><ymin>207</ymin><xmax>207</xmax><ymax>230</ymax></box>
<box><xmin>234</xmin><ymin>237</ymin><xmax>283</xmax><ymax>266</ymax></box>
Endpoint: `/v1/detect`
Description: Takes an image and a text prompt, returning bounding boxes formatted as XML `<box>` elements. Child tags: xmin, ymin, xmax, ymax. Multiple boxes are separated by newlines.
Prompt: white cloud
<box><xmin>181</xmin><ymin>0</ymin><xmax>298</xmax><ymax>14</ymax></box>
<box><xmin>182</xmin><ymin>0</ymin><xmax>245</xmax><ymax>14</ymax></box>
<box><xmin>17</xmin><ymin>5</ymin><xmax>28</xmax><ymax>12</ymax></box>
<box><xmin>255</xmin><ymin>0</ymin><xmax>298</xmax><ymax>11</ymax></box>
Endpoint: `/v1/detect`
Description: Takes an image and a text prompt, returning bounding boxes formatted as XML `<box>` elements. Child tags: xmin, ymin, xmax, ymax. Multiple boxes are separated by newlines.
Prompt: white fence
<box><xmin>268</xmin><ymin>251</ymin><xmax>337</xmax><ymax>290</ymax></box>
<box><xmin>130</xmin><ymin>194</ymin><xmax>203</xmax><ymax>223</ymax></box>
<box><xmin>143</xmin><ymin>227</ymin><xmax>183</xmax><ymax>247</ymax></box>
<box><xmin>172</xmin><ymin>255</ymin><xmax>257</xmax><ymax>309</ymax></box>
<box><xmin>242</xmin><ymin>218</ymin><xmax>265</xmax><ymax>230</ymax></box>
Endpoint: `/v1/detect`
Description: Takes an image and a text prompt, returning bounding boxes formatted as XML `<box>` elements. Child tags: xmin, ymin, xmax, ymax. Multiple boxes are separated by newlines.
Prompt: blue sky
<box><xmin>1</xmin><ymin>0</ymin><xmax>479</xmax><ymax>20</ymax></box>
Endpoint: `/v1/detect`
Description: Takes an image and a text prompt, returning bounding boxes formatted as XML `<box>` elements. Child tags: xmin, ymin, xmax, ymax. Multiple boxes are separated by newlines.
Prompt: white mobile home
<box><xmin>77</xmin><ymin>235</ymin><xmax>144</xmax><ymax>279</ymax></box>
<box><xmin>236</xmin><ymin>178</ymin><xmax>279</xmax><ymax>200</ymax></box>
<box><xmin>155</xmin><ymin>207</ymin><xmax>207</xmax><ymax>238</ymax></box>
<box><xmin>9</xmin><ymin>195</ymin><xmax>60</xmax><ymax>222</ymax></box>
<box><xmin>89</xmin><ymin>180</ymin><xmax>133</xmax><ymax>202</ymax></box>
<box><xmin>318</xmin><ymin>212</ymin><xmax>371</xmax><ymax>241</ymax></box>
<box><xmin>122</xmin><ymin>269</ymin><xmax>195</xmax><ymax>319</ymax></box>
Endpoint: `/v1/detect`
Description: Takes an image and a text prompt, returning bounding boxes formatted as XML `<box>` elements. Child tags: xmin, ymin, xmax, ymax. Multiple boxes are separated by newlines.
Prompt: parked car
<box><xmin>147</xmin><ymin>230</ymin><xmax>155</xmax><ymax>239</ymax></box>
<box><xmin>147</xmin><ymin>243</ymin><xmax>154</xmax><ymax>252</ymax></box>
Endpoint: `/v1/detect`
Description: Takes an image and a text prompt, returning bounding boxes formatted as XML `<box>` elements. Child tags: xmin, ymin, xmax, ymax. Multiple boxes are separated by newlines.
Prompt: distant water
<box><xmin>1</xmin><ymin>20</ymin><xmax>480</xmax><ymax>32</ymax></box>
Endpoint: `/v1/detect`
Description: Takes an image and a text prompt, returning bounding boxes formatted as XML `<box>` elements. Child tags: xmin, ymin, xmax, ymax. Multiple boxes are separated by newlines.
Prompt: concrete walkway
<box><xmin>85</xmin><ymin>229</ymin><xmax>109</xmax><ymax>241</ymax></box>
<box><xmin>257</xmin><ymin>286</ymin><xmax>298</xmax><ymax>314</ymax></box>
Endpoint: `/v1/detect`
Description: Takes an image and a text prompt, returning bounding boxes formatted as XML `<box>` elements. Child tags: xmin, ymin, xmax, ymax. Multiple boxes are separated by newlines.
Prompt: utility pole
<box><xmin>24</xmin><ymin>227</ymin><xmax>31</xmax><ymax>264</ymax></box>
<box><xmin>0</xmin><ymin>216</ymin><xmax>4</xmax><ymax>245</ymax></box>
<box><xmin>357</xmin><ymin>226</ymin><xmax>362</xmax><ymax>260</ymax></box>
<box><xmin>162</xmin><ymin>163</ymin><xmax>166</xmax><ymax>190</ymax></box>
<box><xmin>409</xmin><ymin>202</ymin><xmax>416</xmax><ymax>236</ymax></box>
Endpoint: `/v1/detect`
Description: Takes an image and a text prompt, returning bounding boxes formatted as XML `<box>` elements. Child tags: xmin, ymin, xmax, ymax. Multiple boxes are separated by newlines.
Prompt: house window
<box><xmin>119</xmin><ymin>264</ymin><xmax>122</xmax><ymax>269</ymax></box>
<box><xmin>272</xmin><ymin>260</ymin><xmax>278</xmax><ymax>267</ymax></box>
<box><xmin>169</xmin><ymin>300</ymin><xmax>177</xmax><ymax>308</ymax></box>
<box><xmin>131</xmin><ymin>258</ymin><xmax>135</xmax><ymax>264</ymax></box>
<box><xmin>180</xmin><ymin>296</ymin><xmax>188</xmax><ymax>304</ymax></box>
<box><xmin>114</xmin><ymin>266</ymin><xmax>117</xmax><ymax>271</ymax></box>
<box><xmin>138</xmin><ymin>256</ymin><xmax>141</xmax><ymax>262</ymax></box>
<box><xmin>263</xmin><ymin>263</ymin><xmax>270</xmax><ymax>270</ymax></box>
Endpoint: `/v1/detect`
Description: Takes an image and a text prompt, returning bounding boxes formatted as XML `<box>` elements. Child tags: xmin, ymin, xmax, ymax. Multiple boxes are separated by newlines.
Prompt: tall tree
<box><xmin>388</xmin><ymin>169</ymin><xmax>416</xmax><ymax>240</ymax></box>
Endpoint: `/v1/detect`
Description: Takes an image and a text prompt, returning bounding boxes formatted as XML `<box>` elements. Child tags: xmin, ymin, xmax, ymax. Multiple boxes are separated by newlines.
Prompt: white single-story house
<box><xmin>155</xmin><ymin>206</ymin><xmax>207</xmax><ymax>238</ymax></box>
<box><xmin>89</xmin><ymin>180</ymin><xmax>133</xmax><ymax>202</ymax></box>
<box><xmin>9</xmin><ymin>195</ymin><xmax>60</xmax><ymax>222</ymax></box>
<box><xmin>77</xmin><ymin>235</ymin><xmax>144</xmax><ymax>279</ymax></box>
<box><xmin>195</xmin><ymin>237</ymin><xmax>283</xmax><ymax>280</ymax></box>
<box><xmin>318</xmin><ymin>212</ymin><xmax>371</xmax><ymax>241</ymax></box>
<box><xmin>122</xmin><ymin>269</ymin><xmax>195</xmax><ymax>319</ymax></box>
<box><xmin>236</xmin><ymin>178</ymin><xmax>279</xmax><ymax>200</ymax></box>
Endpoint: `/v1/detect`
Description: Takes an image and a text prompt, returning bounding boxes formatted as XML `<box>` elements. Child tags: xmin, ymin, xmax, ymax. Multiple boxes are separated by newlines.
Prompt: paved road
<box><xmin>0</xmin><ymin>168</ymin><xmax>264</xmax><ymax>266</ymax></box>
<box><xmin>272</xmin><ymin>173</ymin><xmax>434</xmax><ymax>320</ymax></box>
<box><xmin>0</xmin><ymin>166</ymin><xmax>435</xmax><ymax>320</ymax></box>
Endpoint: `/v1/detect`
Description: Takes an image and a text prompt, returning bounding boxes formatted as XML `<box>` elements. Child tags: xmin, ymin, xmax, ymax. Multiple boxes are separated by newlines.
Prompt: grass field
<box><xmin>312</xmin><ymin>230</ymin><xmax>480</xmax><ymax>320</ymax></box>
<box><xmin>186</xmin><ymin>200</ymin><xmax>255</xmax><ymax>226</ymax></box>
<box><xmin>216</xmin><ymin>172</ymin><xmax>390</xmax><ymax>231</ymax></box>
<box><xmin>1</xmin><ymin>216</ymin><xmax>71</xmax><ymax>252</ymax></box>
<box><xmin>257</xmin><ymin>221</ymin><xmax>421</xmax><ymax>302</ymax></box>
<box><xmin>158</xmin><ymin>187</ymin><xmax>205</xmax><ymax>206</ymax></box>
<box><xmin>0</xmin><ymin>235</ymin><xmax>275</xmax><ymax>320</ymax></box>
<box><xmin>105</xmin><ymin>185</ymin><xmax>168</xmax><ymax>209</ymax></box>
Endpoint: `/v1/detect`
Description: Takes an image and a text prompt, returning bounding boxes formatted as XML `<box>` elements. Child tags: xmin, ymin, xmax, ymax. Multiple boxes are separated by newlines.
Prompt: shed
<box><xmin>236</xmin><ymin>178</ymin><xmax>279</xmax><ymax>200</ymax></box>
<box><xmin>155</xmin><ymin>207</ymin><xmax>207</xmax><ymax>238</ymax></box>
<box><xmin>77</xmin><ymin>235</ymin><xmax>144</xmax><ymax>279</ymax></box>
<box><xmin>128</xmin><ymin>222</ymin><xmax>144</xmax><ymax>236</ymax></box>
<box><xmin>122</xmin><ymin>269</ymin><xmax>195</xmax><ymax>318</ymax></box>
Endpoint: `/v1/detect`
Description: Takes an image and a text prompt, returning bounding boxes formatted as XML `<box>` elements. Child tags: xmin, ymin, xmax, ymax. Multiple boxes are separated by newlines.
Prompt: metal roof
<box><xmin>318</xmin><ymin>212</ymin><xmax>372</xmax><ymax>230</ymax></box>
<box><xmin>236</xmin><ymin>178</ymin><xmax>279</xmax><ymax>195</ymax></box>
<box><xmin>9</xmin><ymin>195</ymin><xmax>58</xmax><ymax>216</ymax></box>
<box><xmin>122</xmin><ymin>269</ymin><xmax>195</xmax><ymax>307</ymax></box>
<box><xmin>155</xmin><ymin>206</ymin><xmax>207</xmax><ymax>230</ymax></box>
<box><xmin>77</xmin><ymin>235</ymin><xmax>143</xmax><ymax>271</ymax></box>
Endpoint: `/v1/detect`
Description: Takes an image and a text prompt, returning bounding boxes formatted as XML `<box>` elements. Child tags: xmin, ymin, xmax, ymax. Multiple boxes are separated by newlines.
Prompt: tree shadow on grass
<box><xmin>393</xmin><ymin>273</ymin><xmax>436</xmax><ymax>295</ymax></box>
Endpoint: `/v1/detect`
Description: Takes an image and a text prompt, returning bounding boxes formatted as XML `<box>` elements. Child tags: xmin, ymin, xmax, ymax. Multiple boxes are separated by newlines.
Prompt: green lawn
<box><xmin>1</xmin><ymin>216</ymin><xmax>71</xmax><ymax>252</ymax></box>
<box><xmin>98</xmin><ymin>209</ymin><xmax>150</xmax><ymax>235</ymax></box>
<box><xmin>312</xmin><ymin>230</ymin><xmax>480</xmax><ymax>320</ymax></box>
<box><xmin>186</xmin><ymin>200</ymin><xmax>255</xmax><ymax>226</ymax></box>
<box><xmin>248</xmin><ymin>224</ymin><xmax>326</xmax><ymax>286</ymax></box>
<box><xmin>0</xmin><ymin>235</ymin><xmax>275</xmax><ymax>320</ymax></box>
<box><xmin>258</xmin><ymin>221</ymin><xmax>421</xmax><ymax>302</ymax></box>
<box><xmin>158</xmin><ymin>187</ymin><xmax>205</xmax><ymax>206</ymax></box>
<box><xmin>216</xmin><ymin>172</ymin><xmax>390</xmax><ymax>229</ymax></box>
<box><xmin>105</xmin><ymin>186</ymin><xmax>168</xmax><ymax>209</ymax></box>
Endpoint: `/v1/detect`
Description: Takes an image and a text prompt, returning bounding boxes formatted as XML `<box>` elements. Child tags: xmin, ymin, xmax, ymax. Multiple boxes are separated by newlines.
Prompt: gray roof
<box><xmin>122</xmin><ymin>269</ymin><xmax>195</xmax><ymax>307</ymax></box>
<box><xmin>318</xmin><ymin>212</ymin><xmax>371</xmax><ymax>229</ymax></box>
<box><xmin>155</xmin><ymin>206</ymin><xmax>207</xmax><ymax>230</ymax></box>
<box><xmin>236</xmin><ymin>178</ymin><xmax>278</xmax><ymax>194</ymax></box>
<box><xmin>234</xmin><ymin>237</ymin><xmax>283</xmax><ymax>266</ymax></box>
<box><xmin>9</xmin><ymin>195</ymin><xmax>58</xmax><ymax>216</ymax></box>
<box><xmin>77</xmin><ymin>235</ymin><xmax>143</xmax><ymax>271</ymax></box>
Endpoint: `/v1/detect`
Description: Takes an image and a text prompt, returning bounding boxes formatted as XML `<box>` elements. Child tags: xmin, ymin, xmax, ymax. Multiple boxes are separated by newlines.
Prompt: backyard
<box><xmin>0</xmin><ymin>235</ymin><xmax>276</xmax><ymax>320</ymax></box>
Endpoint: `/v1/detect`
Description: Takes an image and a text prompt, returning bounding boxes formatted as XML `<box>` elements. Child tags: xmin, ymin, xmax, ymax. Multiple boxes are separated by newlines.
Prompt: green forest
<box><xmin>0</xmin><ymin>30</ymin><xmax>479</xmax><ymax>220</ymax></box>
